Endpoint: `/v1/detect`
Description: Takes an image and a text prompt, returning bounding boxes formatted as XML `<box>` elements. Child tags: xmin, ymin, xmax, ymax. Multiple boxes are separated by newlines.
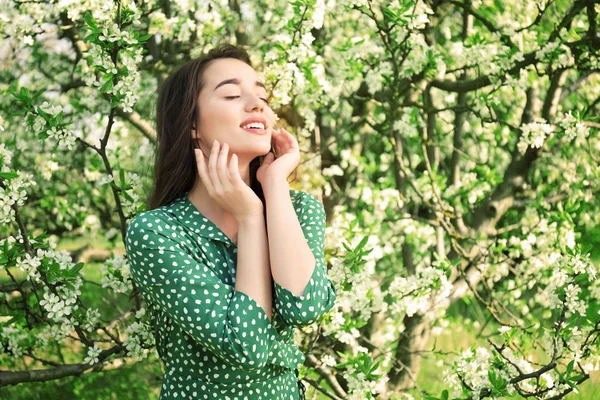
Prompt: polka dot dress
<box><xmin>125</xmin><ymin>189</ymin><xmax>337</xmax><ymax>400</ymax></box>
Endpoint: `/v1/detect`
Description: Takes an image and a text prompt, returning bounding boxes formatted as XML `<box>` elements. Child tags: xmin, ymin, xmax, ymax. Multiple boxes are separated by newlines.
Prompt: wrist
<box><xmin>262</xmin><ymin>175</ymin><xmax>289</xmax><ymax>191</ymax></box>
<box><xmin>235</xmin><ymin>214</ymin><xmax>264</xmax><ymax>226</ymax></box>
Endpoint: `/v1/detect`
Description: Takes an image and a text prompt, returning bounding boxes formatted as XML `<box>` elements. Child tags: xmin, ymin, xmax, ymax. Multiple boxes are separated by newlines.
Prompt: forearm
<box><xmin>264</xmin><ymin>179</ymin><xmax>316</xmax><ymax>297</ymax></box>
<box><xmin>235</xmin><ymin>216</ymin><xmax>273</xmax><ymax>321</ymax></box>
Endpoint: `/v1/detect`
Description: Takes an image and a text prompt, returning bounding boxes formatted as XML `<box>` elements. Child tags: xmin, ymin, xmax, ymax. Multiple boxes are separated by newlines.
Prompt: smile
<box><xmin>241</xmin><ymin>127</ymin><xmax>268</xmax><ymax>135</ymax></box>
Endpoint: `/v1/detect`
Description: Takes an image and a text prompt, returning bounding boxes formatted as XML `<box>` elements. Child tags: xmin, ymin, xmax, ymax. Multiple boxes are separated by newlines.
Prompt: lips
<box><xmin>240</xmin><ymin>116</ymin><xmax>269</xmax><ymax>135</ymax></box>
<box><xmin>240</xmin><ymin>116</ymin><xmax>268</xmax><ymax>130</ymax></box>
<box><xmin>241</xmin><ymin>126</ymin><xmax>268</xmax><ymax>135</ymax></box>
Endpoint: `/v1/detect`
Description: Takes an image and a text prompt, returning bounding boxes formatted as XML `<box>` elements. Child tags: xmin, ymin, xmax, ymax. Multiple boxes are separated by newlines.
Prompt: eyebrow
<box><xmin>214</xmin><ymin>78</ymin><xmax>266</xmax><ymax>91</ymax></box>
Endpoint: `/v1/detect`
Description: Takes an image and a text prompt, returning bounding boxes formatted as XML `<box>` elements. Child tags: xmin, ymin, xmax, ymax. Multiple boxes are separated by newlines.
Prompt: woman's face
<box><xmin>193</xmin><ymin>58</ymin><xmax>276</xmax><ymax>162</ymax></box>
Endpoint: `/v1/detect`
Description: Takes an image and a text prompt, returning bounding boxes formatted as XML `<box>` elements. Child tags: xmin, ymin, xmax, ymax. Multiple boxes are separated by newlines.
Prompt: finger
<box><xmin>229</xmin><ymin>153</ymin><xmax>242</xmax><ymax>186</ymax></box>
<box><xmin>271</xmin><ymin>132</ymin><xmax>282</xmax><ymax>152</ymax></box>
<box><xmin>208</xmin><ymin>140</ymin><xmax>223</xmax><ymax>192</ymax></box>
<box><xmin>263</xmin><ymin>152</ymin><xmax>275</xmax><ymax>165</ymax></box>
<box><xmin>282</xmin><ymin>128</ymin><xmax>297</xmax><ymax>147</ymax></box>
<box><xmin>218</xmin><ymin>143</ymin><xmax>233</xmax><ymax>192</ymax></box>
<box><xmin>196</xmin><ymin>149</ymin><xmax>214</xmax><ymax>194</ymax></box>
<box><xmin>275</xmin><ymin>129</ymin><xmax>290</xmax><ymax>149</ymax></box>
<box><xmin>281</xmin><ymin>129</ymin><xmax>298</xmax><ymax>151</ymax></box>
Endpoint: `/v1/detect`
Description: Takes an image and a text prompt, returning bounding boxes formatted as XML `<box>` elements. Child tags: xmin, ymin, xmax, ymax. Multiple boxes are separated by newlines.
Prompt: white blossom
<box><xmin>83</xmin><ymin>344</ymin><xmax>102</xmax><ymax>365</ymax></box>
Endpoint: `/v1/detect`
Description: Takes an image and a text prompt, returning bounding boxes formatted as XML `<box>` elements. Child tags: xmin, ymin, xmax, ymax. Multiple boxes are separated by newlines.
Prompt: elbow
<box><xmin>282</xmin><ymin>309</ymin><xmax>329</xmax><ymax>327</ymax></box>
<box><xmin>232</xmin><ymin>346</ymin><xmax>271</xmax><ymax>371</ymax></box>
<box><xmin>280</xmin><ymin>293</ymin><xmax>337</xmax><ymax>327</ymax></box>
<box><xmin>224</xmin><ymin>331</ymin><xmax>275</xmax><ymax>371</ymax></box>
<box><xmin>290</xmin><ymin>313</ymin><xmax>323</xmax><ymax>327</ymax></box>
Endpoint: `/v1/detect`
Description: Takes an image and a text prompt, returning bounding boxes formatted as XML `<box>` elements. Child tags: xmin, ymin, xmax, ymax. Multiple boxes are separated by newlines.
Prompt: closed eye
<box><xmin>225</xmin><ymin>95</ymin><xmax>270</xmax><ymax>105</ymax></box>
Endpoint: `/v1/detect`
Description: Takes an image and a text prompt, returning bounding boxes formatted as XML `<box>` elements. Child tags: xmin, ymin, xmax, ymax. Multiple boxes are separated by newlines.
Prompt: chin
<box><xmin>234</xmin><ymin>142</ymin><xmax>271</xmax><ymax>159</ymax></box>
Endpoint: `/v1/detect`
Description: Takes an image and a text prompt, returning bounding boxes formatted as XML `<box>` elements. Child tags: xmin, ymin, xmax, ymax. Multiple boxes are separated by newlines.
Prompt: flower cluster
<box><xmin>343</xmin><ymin>369</ymin><xmax>390</xmax><ymax>399</ymax></box>
<box><xmin>39</xmin><ymin>291</ymin><xmax>73</xmax><ymax>320</ymax></box>
<box><xmin>557</xmin><ymin>111</ymin><xmax>590</xmax><ymax>147</ymax></box>
<box><xmin>82</xmin><ymin>308</ymin><xmax>101</xmax><ymax>333</ymax></box>
<box><xmin>101</xmin><ymin>254</ymin><xmax>132</xmax><ymax>294</ymax></box>
<box><xmin>535</xmin><ymin>40</ymin><xmax>574</xmax><ymax>70</ymax></box>
<box><xmin>78</xmin><ymin>8</ymin><xmax>144</xmax><ymax>113</ymax></box>
<box><xmin>123</xmin><ymin>308</ymin><xmax>156</xmax><ymax>360</ymax></box>
<box><xmin>535</xmin><ymin>252</ymin><xmax>595</xmax><ymax>318</ymax></box>
<box><xmin>392</xmin><ymin>108</ymin><xmax>421</xmax><ymax>138</ymax></box>
<box><xmin>386</xmin><ymin>262</ymin><xmax>452</xmax><ymax>318</ymax></box>
<box><xmin>517</xmin><ymin>119</ymin><xmax>554</xmax><ymax>155</ymax></box>
<box><xmin>444</xmin><ymin>171</ymin><xmax>492</xmax><ymax>205</ymax></box>
<box><xmin>83</xmin><ymin>344</ymin><xmax>102</xmax><ymax>365</ymax></box>
<box><xmin>15</xmin><ymin>252</ymin><xmax>42</xmax><ymax>282</ymax></box>
<box><xmin>43</xmin><ymin>320</ymin><xmax>77</xmax><ymax>344</ymax></box>
<box><xmin>0</xmin><ymin>326</ymin><xmax>29</xmax><ymax>358</ymax></box>
<box><xmin>0</xmin><ymin>145</ymin><xmax>37</xmax><ymax>224</ymax></box>
<box><xmin>117</xmin><ymin>171</ymin><xmax>143</xmax><ymax>217</ymax></box>
<box><xmin>445</xmin><ymin>347</ymin><xmax>513</xmax><ymax>399</ymax></box>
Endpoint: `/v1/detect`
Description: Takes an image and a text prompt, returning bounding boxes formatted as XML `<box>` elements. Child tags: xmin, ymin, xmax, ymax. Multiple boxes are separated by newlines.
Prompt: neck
<box><xmin>187</xmin><ymin>156</ymin><xmax>252</xmax><ymax>223</ymax></box>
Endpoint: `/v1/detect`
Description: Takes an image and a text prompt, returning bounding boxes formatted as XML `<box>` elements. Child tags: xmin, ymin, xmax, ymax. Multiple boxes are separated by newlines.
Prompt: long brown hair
<box><xmin>129</xmin><ymin>43</ymin><xmax>285</xmax><ymax>301</ymax></box>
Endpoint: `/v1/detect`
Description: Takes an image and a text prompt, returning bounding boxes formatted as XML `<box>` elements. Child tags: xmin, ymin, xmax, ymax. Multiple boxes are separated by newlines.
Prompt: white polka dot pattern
<box><xmin>124</xmin><ymin>189</ymin><xmax>336</xmax><ymax>399</ymax></box>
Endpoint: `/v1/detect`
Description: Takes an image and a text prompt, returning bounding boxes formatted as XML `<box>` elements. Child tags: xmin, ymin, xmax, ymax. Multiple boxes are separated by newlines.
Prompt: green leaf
<box><xmin>8</xmin><ymin>87</ymin><xmax>29</xmax><ymax>102</ymax></box>
<box><xmin>488</xmin><ymin>369</ymin><xmax>497</xmax><ymax>385</ymax></box>
<box><xmin>566</xmin><ymin>360</ymin><xmax>575</xmax><ymax>375</ymax></box>
<box><xmin>382</xmin><ymin>7</ymin><xmax>397</xmax><ymax>20</ymax></box>
<box><xmin>37</xmin><ymin>131</ymin><xmax>49</xmax><ymax>140</ymax></box>
<box><xmin>32</xmin><ymin>88</ymin><xmax>46</xmax><ymax>100</ymax></box>
<box><xmin>84</xmin><ymin>11</ymin><xmax>97</xmax><ymax>29</ymax></box>
<box><xmin>68</xmin><ymin>262</ymin><xmax>85</xmax><ymax>277</ymax></box>
<box><xmin>36</xmin><ymin>106</ymin><xmax>51</xmax><ymax>120</ymax></box>
<box><xmin>101</xmin><ymin>78</ymin><xmax>114</xmax><ymax>93</ymax></box>
<box><xmin>138</xmin><ymin>34</ymin><xmax>152</xmax><ymax>42</ymax></box>
<box><xmin>84</xmin><ymin>33</ymin><xmax>99</xmax><ymax>43</ymax></box>
<box><xmin>0</xmin><ymin>171</ymin><xmax>19</xmax><ymax>179</ymax></box>
<box><xmin>10</xmin><ymin>109</ymin><xmax>29</xmax><ymax>117</ymax></box>
<box><xmin>122</xmin><ymin>190</ymin><xmax>134</xmax><ymax>202</ymax></box>
<box><xmin>355</xmin><ymin>235</ymin><xmax>369</xmax><ymax>252</ymax></box>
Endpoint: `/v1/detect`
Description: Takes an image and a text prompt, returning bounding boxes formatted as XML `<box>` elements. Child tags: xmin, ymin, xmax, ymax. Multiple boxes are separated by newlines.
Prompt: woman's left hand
<box><xmin>256</xmin><ymin>127</ymin><xmax>300</xmax><ymax>186</ymax></box>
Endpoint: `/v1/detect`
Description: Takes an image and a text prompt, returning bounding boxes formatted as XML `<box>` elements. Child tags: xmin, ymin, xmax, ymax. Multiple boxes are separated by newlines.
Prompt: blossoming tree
<box><xmin>1</xmin><ymin>0</ymin><xmax>599</xmax><ymax>399</ymax></box>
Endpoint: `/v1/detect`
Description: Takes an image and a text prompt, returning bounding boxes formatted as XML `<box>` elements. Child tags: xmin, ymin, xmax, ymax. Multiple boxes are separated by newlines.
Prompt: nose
<box><xmin>245</xmin><ymin>92</ymin><xmax>265</xmax><ymax>112</ymax></box>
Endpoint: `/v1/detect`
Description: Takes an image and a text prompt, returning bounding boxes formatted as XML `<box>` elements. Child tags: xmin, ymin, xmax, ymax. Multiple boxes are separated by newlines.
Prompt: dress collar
<box><xmin>167</xmin><ymin>192</ymin><xmax>236</xmax><ymax>247</ymax></box>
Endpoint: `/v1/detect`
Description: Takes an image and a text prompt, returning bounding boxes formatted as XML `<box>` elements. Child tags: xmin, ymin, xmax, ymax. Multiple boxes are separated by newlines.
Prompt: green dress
<box><xmin>125</xmin><ymin>189</ymin><xmax>337</xmax><ymax>400</ymax></box>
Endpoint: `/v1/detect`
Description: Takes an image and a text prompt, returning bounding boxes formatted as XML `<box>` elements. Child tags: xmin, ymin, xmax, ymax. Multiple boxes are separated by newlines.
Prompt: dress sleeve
<box><xmin>125</xmin><ymin>213</ymin><xmax>279</xmax><ymax>371</ymax></box>
<box><xmin>273</xmin><ymin>191</ymin><xmax>337</xmax><ymax>327</ymax></box>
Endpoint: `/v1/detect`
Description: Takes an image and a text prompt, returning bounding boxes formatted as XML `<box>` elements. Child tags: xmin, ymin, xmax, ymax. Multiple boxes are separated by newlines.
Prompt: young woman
<box><xmin>125</xmin><ymin>43</ymin><xmax>337</xmax><ymax>400</ymax></box>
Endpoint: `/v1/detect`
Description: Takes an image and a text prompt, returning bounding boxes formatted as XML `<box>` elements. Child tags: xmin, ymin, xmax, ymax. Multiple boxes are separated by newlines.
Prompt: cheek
<box><xmin>200</xmin><ymin>101</ymin><xmax>239</xmax><ymax>129</ymax></box>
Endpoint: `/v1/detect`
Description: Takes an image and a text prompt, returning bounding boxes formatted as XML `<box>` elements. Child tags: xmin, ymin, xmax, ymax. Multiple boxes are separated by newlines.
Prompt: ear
<box><xmin>191</xmin><ymin>128</ymin><xmax>199</xmax><ymax>149</ymax></box>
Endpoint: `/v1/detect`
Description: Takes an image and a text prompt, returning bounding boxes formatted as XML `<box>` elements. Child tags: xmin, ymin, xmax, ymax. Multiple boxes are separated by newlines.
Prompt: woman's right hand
<box><xmin>195</xmin><ymin>139</ymin><xmax>264</xmax><ymax>222</ymax></box>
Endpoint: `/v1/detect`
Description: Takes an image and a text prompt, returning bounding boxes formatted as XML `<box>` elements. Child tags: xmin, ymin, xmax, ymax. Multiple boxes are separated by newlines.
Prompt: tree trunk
<box><xmin>387</xmin><ymin>313</ymin><xmax>432</xmax><ymax>390</ymax></box>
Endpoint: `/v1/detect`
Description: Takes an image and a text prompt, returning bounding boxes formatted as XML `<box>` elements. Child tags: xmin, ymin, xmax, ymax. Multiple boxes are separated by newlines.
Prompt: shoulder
<box><xmin>125</xmin><ymin>207</ymin><xmax>174</xmax><ymax>246</ymax></box>
<box><xmin>290</xmin><ymin>188</ymin><xmax>319</xmax><ymax>204</ymax></box>
<box><xmin>289</xmin><ymin>189</ymin><xmax>325</xmax><ymax>216</ymax></box>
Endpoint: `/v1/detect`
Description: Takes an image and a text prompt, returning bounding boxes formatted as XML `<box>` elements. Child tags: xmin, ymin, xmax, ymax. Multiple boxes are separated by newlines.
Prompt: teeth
<box><xmin>242</xmin><ymin>122</ymin><xmax>265</xmax><ymax>130</ymax></box>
